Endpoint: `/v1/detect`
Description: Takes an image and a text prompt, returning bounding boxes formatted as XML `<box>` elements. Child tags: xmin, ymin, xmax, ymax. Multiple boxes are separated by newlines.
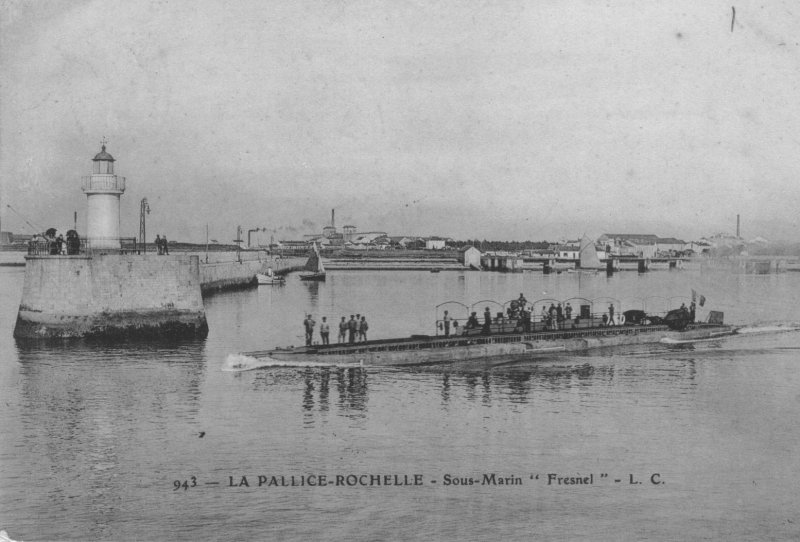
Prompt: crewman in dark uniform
<box><xmin>483</xmin><ymin>307</ymin><xmax>492</xmax><ymax>335</ymax></box>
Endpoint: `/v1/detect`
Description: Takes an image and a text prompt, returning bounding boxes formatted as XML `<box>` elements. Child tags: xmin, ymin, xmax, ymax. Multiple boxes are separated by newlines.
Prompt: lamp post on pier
<box><xmin>139</xmin><ymin>198</ymin><xmax>150</xmax><ymax>254</ymax></box>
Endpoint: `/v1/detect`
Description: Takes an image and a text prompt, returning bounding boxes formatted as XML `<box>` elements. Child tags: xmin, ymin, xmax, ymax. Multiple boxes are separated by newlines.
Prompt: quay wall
<box><xmin>325</xmin><ymin>259</ymin><xmax>465</xmax><ymax>271</ymax></box>
<box><xmin>200</xmin><ymin>256</ymin><xmax>304</xmax><ymax>294</ymax></box>
<box><xmin>14</xmin><ymin>254</ymin><xmax>207</xmax><ymax>339</ymax></box>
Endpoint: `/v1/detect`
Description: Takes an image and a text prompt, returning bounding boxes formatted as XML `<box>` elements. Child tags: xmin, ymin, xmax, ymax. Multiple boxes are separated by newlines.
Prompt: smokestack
<box><xmin>331</xmin><ymin>209</ymin><xmax>335</xmax><ymax>229</ymax></box>
<box><xmin>736</xmin><ymin>214</ymin><xmax>740</xmax><ymax>238</ymax></box>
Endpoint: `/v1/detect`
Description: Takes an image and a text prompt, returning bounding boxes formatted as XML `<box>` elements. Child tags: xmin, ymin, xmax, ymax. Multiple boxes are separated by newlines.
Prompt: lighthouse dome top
<box><xmin>92</xmin><ymin>144</ymin><xmax>115</xmax><ymax>162</ymax></box>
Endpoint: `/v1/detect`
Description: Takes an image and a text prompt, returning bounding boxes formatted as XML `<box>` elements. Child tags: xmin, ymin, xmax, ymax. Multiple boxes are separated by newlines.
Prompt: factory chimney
<box><xmin>736</xmin><ymin>214</ymin><xmax>740</xmax><ymax>238</ymax></box>
<box><xmin>331</xmin><ymin>209</ymin><xmax>335</xmax><ymax>229</ymax></box>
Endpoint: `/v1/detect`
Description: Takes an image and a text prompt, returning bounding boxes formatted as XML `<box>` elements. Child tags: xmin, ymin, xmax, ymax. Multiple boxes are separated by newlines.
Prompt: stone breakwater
<box><xmin>200</xmin><ymin>256</ymin><xmax>304</xmax><ymax>295</ymax></box>
<box><xmin>14</xmin><ymin>254</ymin><xmax>208</xmax><ymax>339</ymax></box>
<box><xmin>13</xmin><ymin>254</ymin><xmax>308</xmax><ymax>339</ymax></box>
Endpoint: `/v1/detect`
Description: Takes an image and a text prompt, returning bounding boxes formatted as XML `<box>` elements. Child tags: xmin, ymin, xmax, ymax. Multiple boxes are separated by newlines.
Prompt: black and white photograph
<box><xmin>2</xmin><ymin>1</ymin><xmax>800</xmax><ymax>540</ymax></box>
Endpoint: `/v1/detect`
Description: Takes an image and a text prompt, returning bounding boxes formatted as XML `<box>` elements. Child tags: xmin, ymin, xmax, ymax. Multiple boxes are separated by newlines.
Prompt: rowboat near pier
<box><xmin>225</xmin><ymin>294</ymin><xmax>739</xmax><ymax>370</ymax></box>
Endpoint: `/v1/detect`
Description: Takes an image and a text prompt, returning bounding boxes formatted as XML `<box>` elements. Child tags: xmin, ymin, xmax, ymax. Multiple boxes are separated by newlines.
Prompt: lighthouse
<box><xmin>81</xmin><ymin>141</ymin><xmax>126</xmax><ymax>249</ymax></box>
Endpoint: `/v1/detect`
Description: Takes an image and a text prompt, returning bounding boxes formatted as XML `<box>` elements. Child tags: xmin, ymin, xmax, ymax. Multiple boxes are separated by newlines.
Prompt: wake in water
<box><xmin>222</xmin><ymin>353</ymin><xmax>363</xmax><ymax>372</ymax></box>
<box><xmin>733</xmin><ymin>320</ymin><xmax>800</xmax><ymax>335</ymax></box>
<box><xmin>660</xmin><ymin>320</ymin><xmax>800</xmax><ymax>345</ymax></box>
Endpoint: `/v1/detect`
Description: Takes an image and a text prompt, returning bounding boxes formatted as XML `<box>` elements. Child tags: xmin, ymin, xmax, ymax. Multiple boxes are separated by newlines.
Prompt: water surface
<box><xmin>2</xmin><ymin>267</ymin><xmax>800</xmax><ymax>540</ymax></box>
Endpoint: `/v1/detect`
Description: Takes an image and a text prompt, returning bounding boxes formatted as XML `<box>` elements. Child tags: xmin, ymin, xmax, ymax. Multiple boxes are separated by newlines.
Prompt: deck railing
<box><xmin>27</xmin><ymin>237</ymin><xmax>139</xmax><ymax>256</ymax></box>
<box><xmin>81</xmin><ymin>175</ymin><xmax>126</xmax><ymax>192</ymax></box>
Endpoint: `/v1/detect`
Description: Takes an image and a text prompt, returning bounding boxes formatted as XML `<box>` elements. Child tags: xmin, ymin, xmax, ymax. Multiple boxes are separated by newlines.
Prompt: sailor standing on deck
<box><xmin>348</xmin><ymin>315</ymin><xmax>357</xmax><ymax>344</ymax></box>
<box><xmin>320</xmin><ymin>317</ymin><xmax>330</xmax><ymax>345</ymax></box>
<box><xmin>303</xmin><ymin>314</ymin><xmax>316</xmax><ymax>346</ymax></box>
<box><xmin>443</xmin><ymin>310</ymin><xmax>452</xmax><ymax>337</ymax></box>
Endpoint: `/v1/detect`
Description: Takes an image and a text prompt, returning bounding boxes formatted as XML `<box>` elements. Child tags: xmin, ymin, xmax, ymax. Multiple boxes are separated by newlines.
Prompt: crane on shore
<box><xmin>6</xmin><ymin>204</ymin><xmax>43</xmax><ymax>234</ymax></box>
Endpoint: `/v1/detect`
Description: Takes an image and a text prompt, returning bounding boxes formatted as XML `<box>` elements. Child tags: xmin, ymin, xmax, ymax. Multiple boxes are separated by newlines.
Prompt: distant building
<box><xmin>600</xmin><ymin>233</ymin><xmax>675</xmax><ymax>258</ymax></box>
<box><xmin>342</xmin><ymin>225</ymin><xmax>357</xmax><ymax>243</ymax></box>
<box><xmin>388</xmin><ymin>236</ymin><xmax>417</xmax><ymax>248</ymax></box>
<box><xmin>346</xmin><ymin>231</ymin><xmax>388</xmax><ymax>249</ymax></box>
<box><xmin>276</xmin><ymin>240</ymin><xmax>310</xmax><ymax>255</ymax></box>
<box><xmin>655</xmin><ymin>237</ymin><xmax>687</xmax><ymax>253</ymax></box>
<box><xmin>425</xmin><ymin>237</ymin><xmax>447</xmax><ymax>250</ymax></box>
<box><xmin>459</xmin><ymin>246</ymin><xmax>481</xmax><ymax>268</ymax></box>
<box><xmin>555</xmin><ymin>243</ymin><xmax>581</xmax><ymax>260</ymax></box>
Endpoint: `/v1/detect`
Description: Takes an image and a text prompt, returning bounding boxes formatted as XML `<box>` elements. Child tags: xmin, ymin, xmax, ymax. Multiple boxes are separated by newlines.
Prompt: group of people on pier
<box><xmin>303</xmin><ymin>314</ymin><xmax>369</xmax><ymax>346</ymax></box>
<box><xmin>30</xmin><ymin>229</ymin><xmax>81</xmax><ymax>256</ymax></box>
<box><xmin>154</xmin><ymin>235</ymin><xmax>170</xmax><ymax>255</ymax></box>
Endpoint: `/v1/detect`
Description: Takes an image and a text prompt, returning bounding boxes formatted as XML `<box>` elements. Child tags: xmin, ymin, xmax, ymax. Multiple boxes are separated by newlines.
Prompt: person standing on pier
<box><xmin>359</xmin><ymin>316</ymin><xmax>369</xmax><ymax>342</ymax></box>
<box><xmin>354</xmin><ymin>314</ymin><xmax>362</xmax><ymax>342</ymax></box>
<box><xmin>565</xmin><ymin>303</ymin><xmax>573</xmax><ymax>327</ymax></box>
<box><xmin>338</xmin><ymin>317</ymin><xmax>348</xmax><ymax>343</ymax></box>
<box><xmin>348</xmin><ymin>315</ymin><xmax>357</xmax><ymax>344</ymax></box>
<box><xmin>443</xmin><ymin>310</ymin><xmax>452</xmax><ymax>337</ymax></box>
<box><xmin>303</xmin><ymin>314</ymin><xmax>316</xmax><ymax>346</ymax></box>
<box><xmin>608</xmin><ymin>303</ymin><xmax>615</xmax><ymax>326</ymax></box>
<box><xmin>483</xmin><ymin>307</ymin><xmax>492</xmax><ymax>335</ymax></box>
<box><xmin>162</xmin><ymin>235</ymin><xmax>169</xmax><ymax>255</ymax></box>
<box><xmin>556</xmin><ymin>303</ymin><xmax>564</xmax><ymax>330</ymax></box>
<box><xmin>320</xmin><ymin>317</ymin><xmax>330</xmax><ymax>345</ymax></box>
<box><xmin>155</xmin><ymin>235</ymin><xmax>162</xmax><ymax>255</ymax></box>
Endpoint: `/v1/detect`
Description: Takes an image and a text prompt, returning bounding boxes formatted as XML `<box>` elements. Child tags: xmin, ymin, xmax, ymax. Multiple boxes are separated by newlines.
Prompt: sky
<box><xmin>1</xmin><ymin>0</ymin><xmax>799</xmax><ymax>244</ymax></box>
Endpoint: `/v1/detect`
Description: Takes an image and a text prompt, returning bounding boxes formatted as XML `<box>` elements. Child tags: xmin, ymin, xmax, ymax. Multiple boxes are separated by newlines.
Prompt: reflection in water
<box><xmin>319</xmin><ymin>367</ymin><xmax>330</xmax><ymax>411</ymax></box>
<box><xmin>302</xmin><ymin>280</ymin><xmax>320</xmax><ymax>310</ymax></box>
<box><xmin>337</xmin><ymin>367</ymin><xmax>368</xmax><ymax>415</ymax></box>
<box><xmin>14</xmin><ymin>339</ymin><xmax>207</xmax><ymax>540</ymax></box>
<box><xmin>295</xmin><ymin>367</ymin><xmax>369</xmax><ymax>417</ymax></box>
<box><xmin>426</xmin><ymin>356</ymin><xmax>698</xmax><ymax>405</ymax></box>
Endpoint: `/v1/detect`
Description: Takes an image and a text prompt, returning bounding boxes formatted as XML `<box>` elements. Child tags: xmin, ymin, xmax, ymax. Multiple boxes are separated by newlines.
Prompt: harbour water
<box><xmin>2</xmin><ymin>266</ymin><xmax>800</xmax><ymax>540</ymax></box>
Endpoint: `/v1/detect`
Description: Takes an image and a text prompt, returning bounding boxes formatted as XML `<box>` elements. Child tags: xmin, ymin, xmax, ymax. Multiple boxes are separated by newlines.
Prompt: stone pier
<box><xmin>14</xmin><ymin>254</ymin><xmax>208</xmax><ymax>339</ymax></box>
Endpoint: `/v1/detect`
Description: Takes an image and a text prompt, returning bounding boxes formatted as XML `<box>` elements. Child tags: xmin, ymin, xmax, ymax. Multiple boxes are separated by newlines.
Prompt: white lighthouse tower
<box><xmin>81</xmin><ymin>140</ymin><xmax>126</xmax><ymax>249</ymax></box>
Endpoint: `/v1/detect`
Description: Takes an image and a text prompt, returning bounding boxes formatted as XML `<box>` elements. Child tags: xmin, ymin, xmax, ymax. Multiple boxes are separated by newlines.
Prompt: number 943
<box><xmin>173</xmin><ymin>476</ymin><xmax>197</xmax><ymax>490</ymax></box>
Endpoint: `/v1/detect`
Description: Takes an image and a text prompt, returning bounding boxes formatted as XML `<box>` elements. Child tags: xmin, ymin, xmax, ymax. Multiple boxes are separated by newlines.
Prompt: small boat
<box><xmin>299</xmin><ymin>242</ymin><xmax>326</xmax><ymax>281</ymax></box>
<box><xmin>577</xmin><ymin>234</ymin><xmax>604</xmax><ymax>271</ymax></box>
<box><xmin>257</xmin><ymin>268</ymin><xmax>285</xmax><ymax>285</ymax></box>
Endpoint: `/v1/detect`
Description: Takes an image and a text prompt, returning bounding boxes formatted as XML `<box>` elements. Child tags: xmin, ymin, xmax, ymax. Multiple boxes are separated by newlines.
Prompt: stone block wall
<box><xmin>200</xmin><ymin>256</ymin><xmax>305</xmax><ymax>294</ymax></box>
<box><xmin>14</xmin><ymin>254</ymin><xmax>207</xmax><ymax>339</ymax></box>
